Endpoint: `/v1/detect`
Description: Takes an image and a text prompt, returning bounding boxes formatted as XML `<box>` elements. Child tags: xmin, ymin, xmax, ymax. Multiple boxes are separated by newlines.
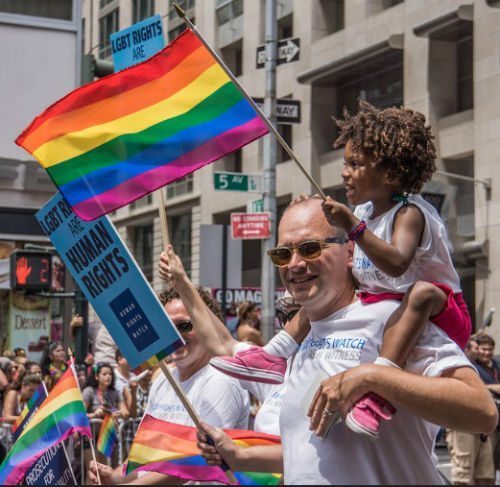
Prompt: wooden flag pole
<box><xmin>156</xmin><ymin>214</ymin><xmax>237</xmax><ymax>484</ymax></box>
<box><xmin>67</xmin><ymin>348</ymin><xmax>102</xmax><ymax>485</ymax></box>
<box><xmin>173</xmin><ymin>2</ymin><xmax>326</xmax><ymax>199</ymax></box>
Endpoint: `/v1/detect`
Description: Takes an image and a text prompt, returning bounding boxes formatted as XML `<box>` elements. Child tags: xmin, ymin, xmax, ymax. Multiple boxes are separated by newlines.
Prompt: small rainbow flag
<box><xmin>16</xmin><ymin>29</ymin><xmax>268</xmax><ymax>221</ymax></box>
<box><xmin>11</xmin><ymin>383</ymin><xmax>46</xmax><ymax>441</ymax></box>
<box><xmin>126</xmin><ymin>414</ymin><xmax>281</xmax><ymax>485</ymax></box>
<box><xmin>0</xmin><ymin>365</ymin><xmax>91</xmax><ymax>485</ymax></box>
<box><xmin>97</xmin><ymin>414</ymin><xmax>118</xmax><ymax>458</ymax></box>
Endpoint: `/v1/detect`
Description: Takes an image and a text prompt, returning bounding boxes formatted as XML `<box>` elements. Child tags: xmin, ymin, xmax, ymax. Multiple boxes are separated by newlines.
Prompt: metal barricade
<box><xmin>117</xmin><ymin>417</ymin><xmax>142</xmax><ymax>464</ymax></box>
<box><xmin>0</xmin><ymin>422</ymin><xmax>13</xmax><ymax>453</ymax></box>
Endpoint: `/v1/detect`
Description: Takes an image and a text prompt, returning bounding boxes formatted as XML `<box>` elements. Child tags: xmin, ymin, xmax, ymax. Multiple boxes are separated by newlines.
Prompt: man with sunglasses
<box><xmin>266</xmin><ymin>195</ymin><xmax>495</xmax><ymax>484</ymax></box>
<box><xmin>88</xmin><ymin>287</ymin><xmax>250</xmax><ymax>485</ymax></box>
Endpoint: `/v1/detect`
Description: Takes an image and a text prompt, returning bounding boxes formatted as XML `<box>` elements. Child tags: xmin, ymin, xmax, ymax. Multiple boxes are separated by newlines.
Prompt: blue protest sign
<box><xmin>36</xmin><ymin>193</ymin><xmax>184</xmax><ymax>372</ymax></box>
<box><xmin>110</xmin><ymin>14</ymin><xmax>165</xmax><ymax>72</ymax></box>
<box><xmin>24</xmin><ymin>443</ymin><xmax>75</xmax><ymax>486</ymax></box>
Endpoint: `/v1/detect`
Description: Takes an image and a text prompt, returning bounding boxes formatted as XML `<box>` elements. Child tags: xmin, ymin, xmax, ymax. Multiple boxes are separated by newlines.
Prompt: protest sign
<box><xmin>36</xmin><ymin>193</ymin><xmax>184</xmax><ymax>372</ymax></box>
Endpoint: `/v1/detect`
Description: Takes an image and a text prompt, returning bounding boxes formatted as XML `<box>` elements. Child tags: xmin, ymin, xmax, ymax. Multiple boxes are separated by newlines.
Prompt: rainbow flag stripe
<box><xmin>126</xmin><ymin>415</ymin><xmax>281</xmax><ymax>485</ymax></box>
<box><xmin>16</xmin><ymin>29</ymin><xmax>268</xmax><ymax>221</ymax></box>
<box><xmin>97</xmin><ymin>414</ymin><xmax>118</xmax><ymax>458</ymax></box>
<box><xmin>133</xmin><ymin>349</ymin><xmax>169</xmax><ymax>375</ymax></box>
<box><xmin>11</xmin><ymin>383</ymin><xmax>45</xmax><ymax>440</ymax></box>
<box><xmin>0</xmin><ymin>365</ymin><xmax>91</xmax><ymax>485</ymax></box>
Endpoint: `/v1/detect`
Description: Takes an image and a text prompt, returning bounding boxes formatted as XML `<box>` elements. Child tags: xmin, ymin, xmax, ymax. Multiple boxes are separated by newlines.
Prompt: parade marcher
<box><xmin>88</xmin><ymin>287</ymin><xmax>250</xmax><ymax>485</ymax></box>
<box><xmin>235</xmin><ymin>301</ymin><xmax>264</xmax><ymax>346</ymax></box>
<box><xmin>208</xmin><ymin>196</ymin><xmax>496</xmax><ymax>484</ymax></box>
<box><xmin>446</xmin><ymin>336</ymin><xmax>495</xmax><ymax>485</ymax></box>
<box><xmin>41</xmin><ymin>341</ymin><xmax>67</xmax><ymax>392</ymax></box>
<box><xmin>474</xmin><ymin>334</ymin><xmax>500</xmax><ymax>471</ymax></box>
<box><xmin>2</xmin><ymin>374</ymin><xmax>42</xmax><ymax>424</ymax></box>
<box><xmin>212</xmin><ymin>101</ymin><xmax>471</xmax><ymax>441</ymax></box>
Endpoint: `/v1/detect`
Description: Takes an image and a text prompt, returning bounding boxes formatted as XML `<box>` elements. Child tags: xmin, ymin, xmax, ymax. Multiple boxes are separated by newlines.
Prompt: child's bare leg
<box><xmin>380</xmin><ymin>281</ymin><xmax>448</xmax><ymax>367</ymax></box>
<box><xmin>265</xmin><ymin>308</ymin><xmax>310</xmax><ymax>357</ymax></box>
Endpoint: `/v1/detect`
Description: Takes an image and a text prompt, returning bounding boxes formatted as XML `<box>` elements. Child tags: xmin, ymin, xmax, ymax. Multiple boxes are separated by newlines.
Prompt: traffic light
<box><xmin>10</xmin><ymin>250</ymin><xmax>52</xmax><ymax>291</ymax></box>
<box><xmin>81</xmin><ymin>54</ymin><xmax>114</xmax><ymax>85</ymax></box>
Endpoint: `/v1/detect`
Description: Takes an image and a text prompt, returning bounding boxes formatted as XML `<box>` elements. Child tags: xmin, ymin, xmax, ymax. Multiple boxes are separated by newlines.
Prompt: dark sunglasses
<box><xmin>267</xmin><ymin>237</ymin><xmax>347</xmax><ymax>267</ymax></box>
<box><xmin>175</xmin><ymin>321</ymin><xmax>194</xmax><ymax>333</ymax></box>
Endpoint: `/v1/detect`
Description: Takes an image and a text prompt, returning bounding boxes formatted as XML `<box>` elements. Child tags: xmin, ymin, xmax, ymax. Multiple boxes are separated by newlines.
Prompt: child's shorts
<box><xmin>359</xmin><ymin>282</ymin><xmax>471</xmax><ymax>349</ymax></box>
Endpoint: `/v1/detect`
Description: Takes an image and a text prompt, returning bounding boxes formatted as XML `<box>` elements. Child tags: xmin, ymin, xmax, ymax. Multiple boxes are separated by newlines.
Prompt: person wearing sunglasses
<box><xmin>209</xmin><ymin>193</ymin><xmax>493</xmax><ymax>485</ymax></box>
<box><xmin>88</xmin><ymin>285</ymin><xmax>250</xmax><ymax>485</ymax></box>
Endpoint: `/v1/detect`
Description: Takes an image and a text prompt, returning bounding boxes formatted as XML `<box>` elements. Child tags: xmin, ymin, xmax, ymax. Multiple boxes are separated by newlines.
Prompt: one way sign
<box><xmin>256</xmin><ymin>37</ymin><xmax>300</xmax><ymax>69</ymax></box>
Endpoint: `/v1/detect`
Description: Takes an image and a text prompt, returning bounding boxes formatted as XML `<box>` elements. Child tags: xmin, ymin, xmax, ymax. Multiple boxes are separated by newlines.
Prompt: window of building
<box><xmin>131</xmin><ymin>224</ymin><xmax>154</xmax><ymax>281</ymax></box>
<box><xmin>168</xmin><ymin>21</ymin><xmax>191</xmax><ymax>41</ymax></box>
<box><xmin>278</xmin><ymin>14</ymin><xmax>293</xmax><ymax>40</ymax></box>
<box><xmin>423</xmin><ymin>18</ymin><xmax>473</xmax><ymax>118</ymax></box>
<box><xmin>224</xmin><ymin>150</ymin><xmax>242</xmax><ymax>173</ymax></box>
<box><xmin>337</xmin><ymin>63</ymin><xmax>403</xmax><ymax>118</ymax></box>
<box><xmin>130</xmin><ymin>194</ymin><xmax>153</xmax><ymax>210</ymax></box>
<box><xmin>314</xmin><ymin>0</ymin><xmax>344</xmax><ymax>39</ymax></box>
<box><xmin>220</xmin><ymin>39</ymin><xmax>243</xmax><ymax>76</ymax></box>
<box><xmin>169</xmin><ymin>213</ymin><xmax>192</xmax><ymax>275</ymax></box>
<box><xmin>382</xmin><ymin>0</ymin><xmax>404</xmax><ymax>8</ymax></box>
<box><xmin>132</xmin><ymin>0</ymin><xmax>154</xmax><ymax>23</ymax></box>
<box><xmin>166</xmin><ymin>174</ymin><xmax>194</xmax><ymax>198</ymax></box>
<box><xmin>278</xmin><ymin>124</ymin><xmax>292</xmax><ymax>163</ymax></box>
<box><xmin>0</xmin><ymin>0</ymin><xmax>73</xmax><ymax>20</ymax></box>
<box><xmin>168</xmin><ymin>0</ymin><xmax>195</xmax><ymax>20</ymax></box>
<box><xmin>457</xmin><ymin>32</ymin><xmax>473</xmax><ymax>113</ymax></box>
<box><xmin>99</xmin><ymin>8</ymin><xmax>119</xmax><ymax>59</ymax></box>
<box><xmin>216</xmin><ymin>0</ymin><xmax>243</xmax><ymax>25</ymax></box>
<box><xmin>100</xmin><ymin>0</ymin><xmax>115</xmax><ymax>8</ymax></box>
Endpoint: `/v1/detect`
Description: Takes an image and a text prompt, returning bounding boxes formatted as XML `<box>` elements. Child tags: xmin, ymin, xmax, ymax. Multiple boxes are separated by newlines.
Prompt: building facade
<box><xmin>0</xmin><ymin>0</ymin><xmax>82</xmax><ymax>353</ymax></box>
<box><xmin>82</xmin><ymin>0</ymin><xmax>500</xmax><ymax>339</ymax></box>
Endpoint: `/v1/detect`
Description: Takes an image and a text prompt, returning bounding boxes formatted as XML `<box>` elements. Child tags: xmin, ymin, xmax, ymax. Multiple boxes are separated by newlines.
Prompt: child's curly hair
<box><xmin>334</xmin><ymin>100</ymin><xmax>437</xmax><ymax>194</ymax></box>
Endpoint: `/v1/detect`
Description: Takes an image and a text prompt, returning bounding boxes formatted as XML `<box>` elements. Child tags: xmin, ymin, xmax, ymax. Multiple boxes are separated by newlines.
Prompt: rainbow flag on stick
<box><xmin>126</xmin><ymin>414</ymin><xmax>281</xmax><ymax>485</ymax></box>
<box><xmin>97</xmin><ymin>414</ymin><xmax>118</xmax><ymax>458</ymax></box>
<box><xmin>11</xmin><ymin>383</ymin><xmax>46</xmax><ymax>441</ymax></box>
<box><xmin>16</xmin><ymin>29</ymin><xmax>268</xmax><ymax>221</ymax></box>
<box><xmin>0</xmin><ymin>365</ymin><xmax>92</xmax><ymax>485</ymax></box>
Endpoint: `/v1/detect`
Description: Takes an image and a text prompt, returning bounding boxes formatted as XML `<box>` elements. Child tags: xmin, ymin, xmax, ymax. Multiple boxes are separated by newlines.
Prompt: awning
<box><xmin>297</xmin><ymin>34</ymin><xmax>403</xmax><ymax>86</ymax></box>
<box><xmin>413</xmin><ymin>4</ymin><xmax>473</xmax><ymax>40</ymax></box>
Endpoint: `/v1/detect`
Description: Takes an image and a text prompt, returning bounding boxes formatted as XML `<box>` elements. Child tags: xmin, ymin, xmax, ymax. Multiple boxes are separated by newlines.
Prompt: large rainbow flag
<box><xmin>0</xmin><ymin>365</ymin><xmax>92</xmax><ymax>485</ymax></box>
<box><xmin>16</xmin><ymin>29</ymin><xmax>268</xmax><ymax>221</ymax></box>
<box><xmin>97</xmin><ymin>414</ymin><xmax>118</xmax><ymax>458</ymax></box>
<box><xmin>126</xmin><ymin>414</ymin><xmax>281</xmax><ymax>485</ymax></box>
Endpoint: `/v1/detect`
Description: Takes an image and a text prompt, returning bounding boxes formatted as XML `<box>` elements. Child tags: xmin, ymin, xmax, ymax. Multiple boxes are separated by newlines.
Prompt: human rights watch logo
<box><xmin>299</xmin><ymin>336</ymin><xmax>367</xmax><ymax>361</ymax></box>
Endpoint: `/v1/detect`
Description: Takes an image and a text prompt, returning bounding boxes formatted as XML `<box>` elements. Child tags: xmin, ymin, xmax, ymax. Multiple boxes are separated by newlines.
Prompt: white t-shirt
<box><xmin>145</xmin><ymin>364</ymin><xmax>249</xmax><ymax>430</ymax></box>
<box><xmin>353</xmin><ymin>195</ymin><xmax>461</xmax><ymax>294</ymax></box>
<box><xmin>233</xmin><ymin>341</ymin><xmax>286</xmax><ymax>436</ymax></box>
<box><xmin>280</xmin><ymin>299</ymin><xmax>472</xmax><ymax>485</ymax></box>
<box><xmin>114</xmin><ymin>368</ymin><xmax>137</xmax><ymax>398</ymax></box>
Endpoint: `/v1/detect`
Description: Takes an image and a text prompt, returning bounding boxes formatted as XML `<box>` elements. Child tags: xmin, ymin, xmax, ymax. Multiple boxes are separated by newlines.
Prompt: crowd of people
<box><xmin>1</xmin><ymin>100</ymin><xmax>499</xmax><ymax>484</ymax></box>
<box><xmin>0</xmin><ymin>338</ymin><xmax>156</xmax><ymax>471</ymax></box>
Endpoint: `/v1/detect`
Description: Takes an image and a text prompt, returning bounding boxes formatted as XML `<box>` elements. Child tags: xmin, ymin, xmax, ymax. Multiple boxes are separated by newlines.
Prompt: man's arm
<box><xmin>159</xmin><ymin>245</ymin><xmax>236</xmax><ymax>356</ymax></box>
<box><xmin>309</xmin><ymin>364</ymin><xmax>498</xmax><ymax>437</ymax></box>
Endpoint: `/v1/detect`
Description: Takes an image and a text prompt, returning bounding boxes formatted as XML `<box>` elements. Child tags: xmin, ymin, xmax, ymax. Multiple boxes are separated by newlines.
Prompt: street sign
<box><xmin>256</xmin><ymin>37</ymin><xmax>300</xmax><ymax>69</ymax></box>
<box><xmin>214</xmin><ymin>172</ymin><xmax>262</xmax><ymax>193</ymax></box>
<box><xmin>231</xmin><ymin>212</ymin><xmax>271</xmax><ymax>240</ymax></box>
<box><xmin>247</xmin><ymin>198</ymin><xmax>264</xmax><ymax>213</ymax></box>
<box><xmin>252</xmin><ymin>98</ymin><xmax>301</xmax><ymax>124</ymax></box>
<box><xmin>110</xmin><ymin>15</ymin><xmax>165</xmax><ymax>71</ymax></box>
